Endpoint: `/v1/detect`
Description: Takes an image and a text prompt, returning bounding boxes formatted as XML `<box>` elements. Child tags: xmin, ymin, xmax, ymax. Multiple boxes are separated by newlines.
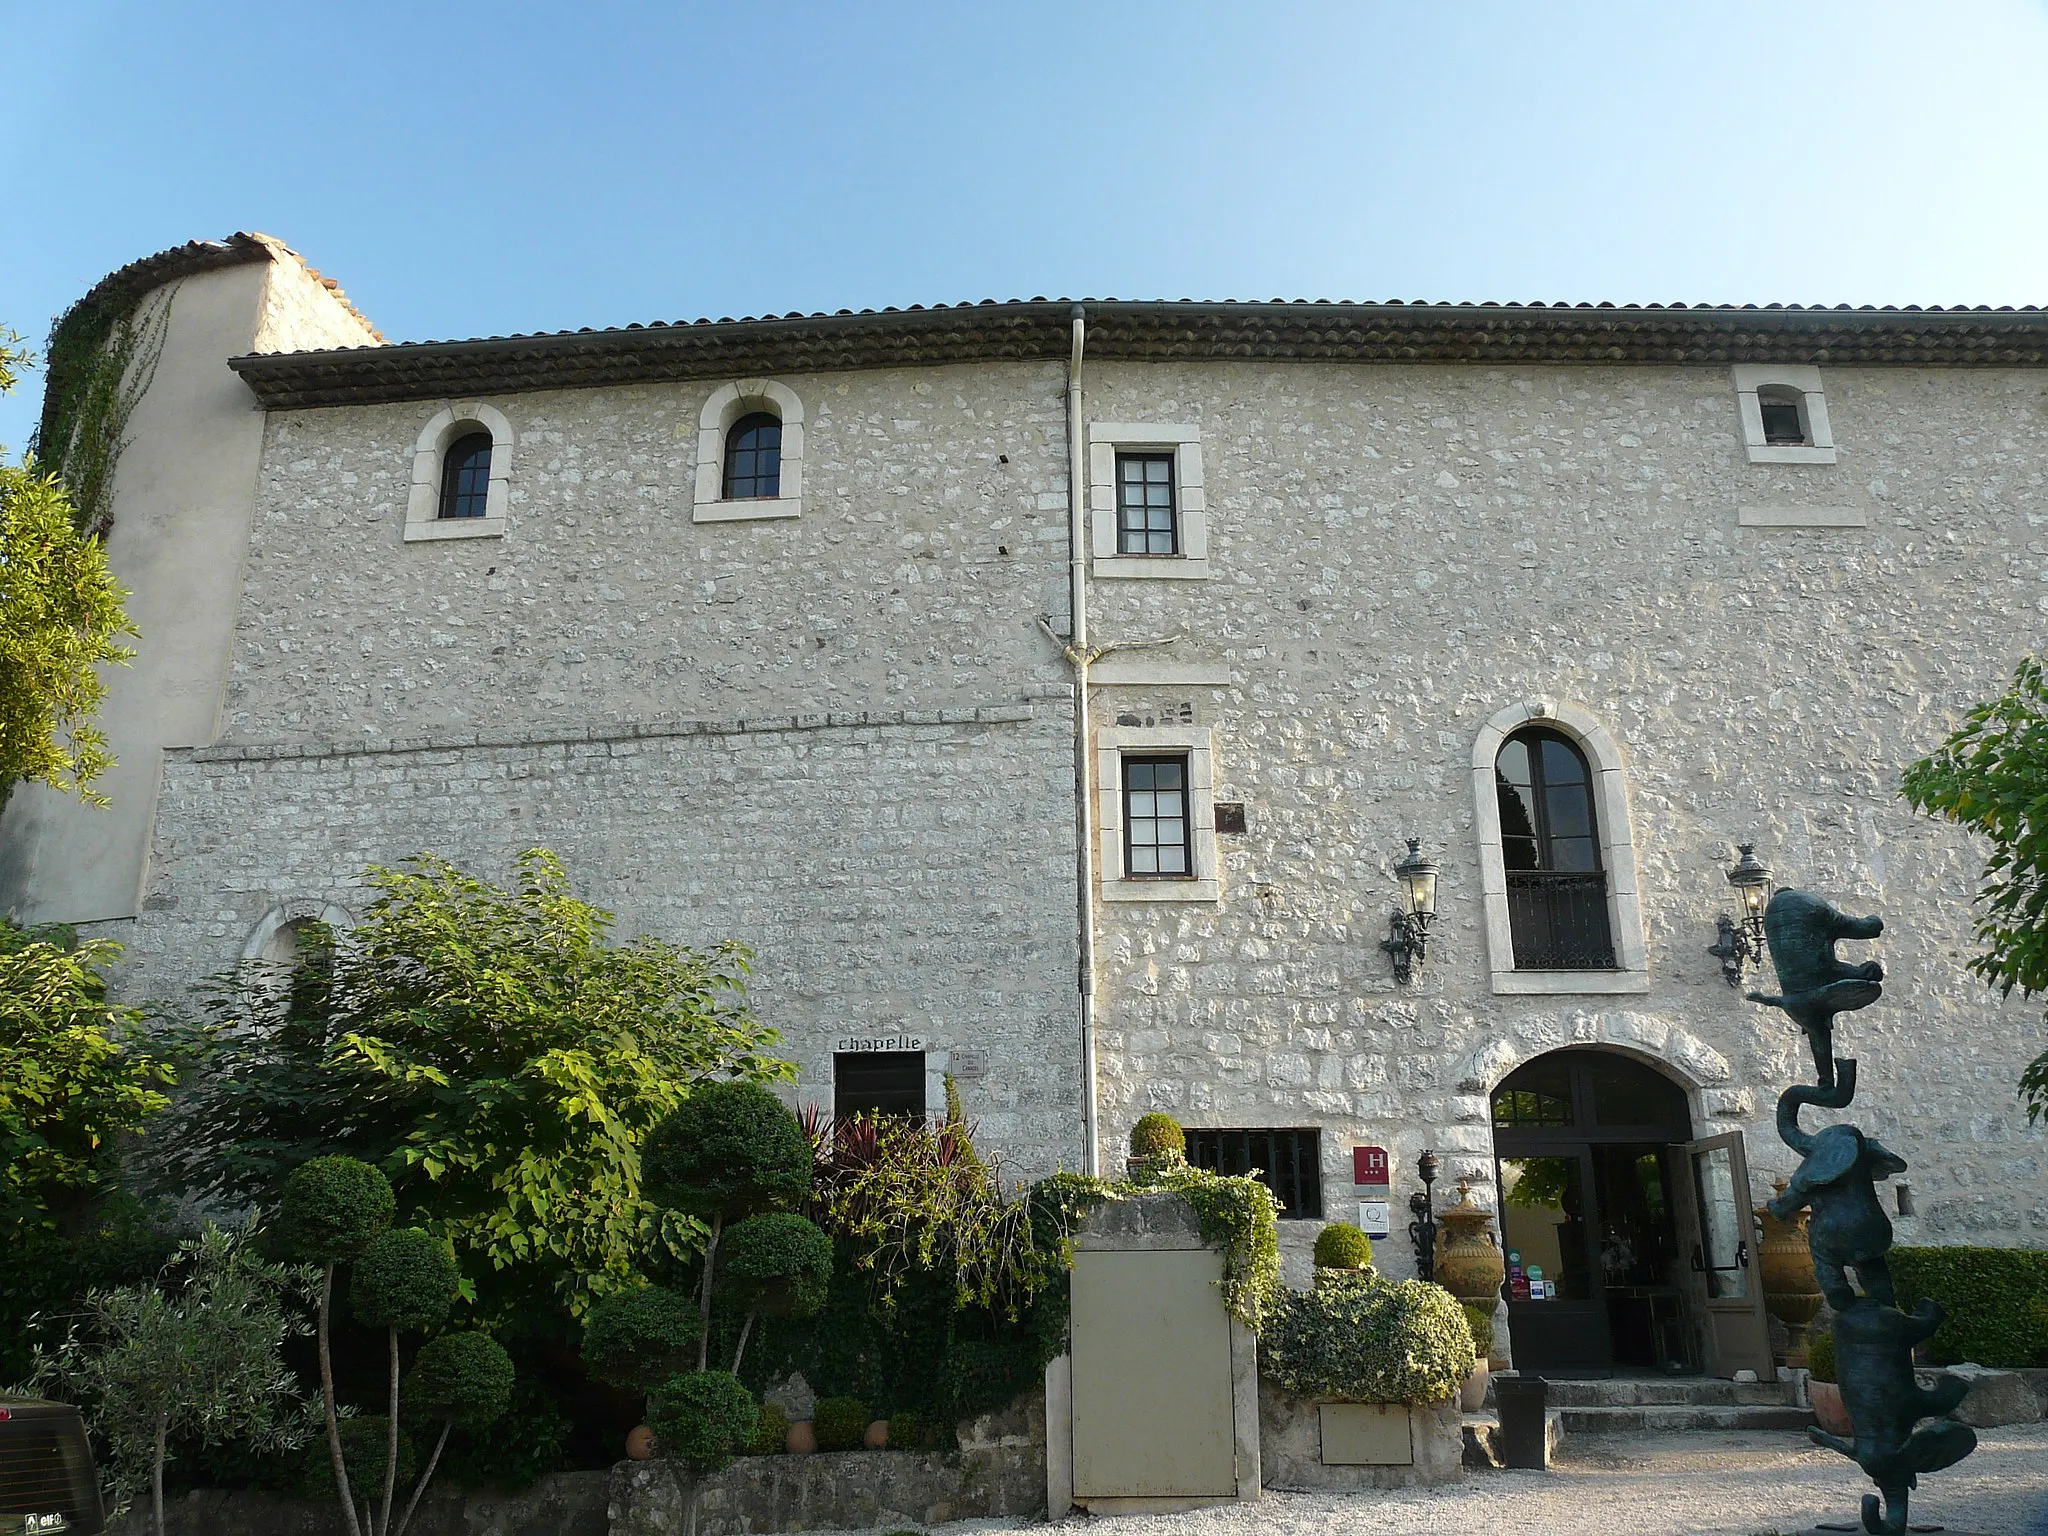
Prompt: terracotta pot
<box><xmin>625</xmin><ymin>1424</ymin><xmax>657</xmax><ymax>1461</ymax></box>
<box><xmin>1810</xmin><ymin>1380</ymin><xmax>1851</xmax><ymax>1437</ymax></box>
<box><xmin>1756</xmin><ymin>1182</ymin><xmax>1826</xmax><ymax>1365</ymax></box>
<box><xmin>786</xmin><ymin>1420</ymin><xmax>817</xmax><ymax>1455</ymax></box>
<box><xmin>863</xmin><ymin>1418</ymin><xmax>890</xmax><ymax>1449</ymax></box>
<box><xmin>1459</xmin><ymin>1359</ymin><xmax>1490</xmax><ymax>1413</ymax></box>
<box><xmin>1435</xmin><ymin>1181</ymin><xmax>1507</xmax><ymax>1307</ymax></box>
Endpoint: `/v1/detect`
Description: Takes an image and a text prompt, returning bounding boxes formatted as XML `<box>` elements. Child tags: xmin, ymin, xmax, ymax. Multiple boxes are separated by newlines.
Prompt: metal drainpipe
<box><xmin>1065</xmin><ymin>304</ymin><xmax>1101</xmax><ymax>1177</ymax></box>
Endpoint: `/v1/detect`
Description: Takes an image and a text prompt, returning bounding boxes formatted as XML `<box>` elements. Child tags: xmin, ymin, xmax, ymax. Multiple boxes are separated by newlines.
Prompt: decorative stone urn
<box><xmin>1433</xmin><ymin>1181</ymin><xmax>1506</xmax><ymax>1308</ymax></box>
<box><xmin>1756</xmin><ymin>1179</ymin><xmax>1825</xmax><ymax>1366</ymax></box>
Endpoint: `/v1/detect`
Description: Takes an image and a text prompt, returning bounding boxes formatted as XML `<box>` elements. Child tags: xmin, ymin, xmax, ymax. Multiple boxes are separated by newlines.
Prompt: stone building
<box><xmin>7</xmin><ymin>234</ymin><xmax>2046</xmax><ymax>1378</ymax></box>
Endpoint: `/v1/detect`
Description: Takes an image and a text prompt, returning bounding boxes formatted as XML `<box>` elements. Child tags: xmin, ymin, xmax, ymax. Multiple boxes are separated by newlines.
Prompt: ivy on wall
<box><xmin>31</xmin><ymin>288</ymin><xmax>170</xmax><ymax>538</ymax></box>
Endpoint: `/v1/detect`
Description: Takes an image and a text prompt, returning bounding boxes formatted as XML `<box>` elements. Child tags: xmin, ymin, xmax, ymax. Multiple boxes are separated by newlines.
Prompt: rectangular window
<box><xmin>1186</xmin><ymin>1128</ymin><xmax>1323</xmax><ymax>1220</ymax></box>
<box><xmin>1122</xmin><ymin>755</ymin><xmax>1190</xmax><ymax>877</ymax></box>
<box><xmin>1116</xmin><ymin>453</ymin><xmax>1178</xmax><ymax>555</ymax></box>
<box><xmin>833</xmin><ymin>1050</ymin><xmax>925</xmax><ymax>1121</ymax></box>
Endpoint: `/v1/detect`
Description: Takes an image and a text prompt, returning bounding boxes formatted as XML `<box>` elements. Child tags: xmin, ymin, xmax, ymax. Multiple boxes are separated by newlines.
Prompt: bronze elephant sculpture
<box><xmin>1746</xmin><ymin>888</ymin><xmax>1884</xmax><ymax>1088</ymax></box>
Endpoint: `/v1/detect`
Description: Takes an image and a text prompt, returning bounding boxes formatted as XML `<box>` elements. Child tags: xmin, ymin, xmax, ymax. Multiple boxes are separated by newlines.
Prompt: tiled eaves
<box><xmin>229</xmin><ymin>297</ymin><xmax>2048</xmax><ymax>409</ymax></box>
<box><xmin>176</xmin><ymin>702</ymin><xmax>1045</xmax><ymax>766</ymax></box>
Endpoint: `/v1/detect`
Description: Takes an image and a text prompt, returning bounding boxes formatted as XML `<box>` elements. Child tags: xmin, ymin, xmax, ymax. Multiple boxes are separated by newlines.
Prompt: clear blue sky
<box><xmin>5</xmin><ymin>0</ymin><xmax>2047</xmax><ymax>453</ymax></box>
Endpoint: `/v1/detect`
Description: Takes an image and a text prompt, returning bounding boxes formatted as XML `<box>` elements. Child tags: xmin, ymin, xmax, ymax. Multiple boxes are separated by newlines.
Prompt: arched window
<box><xmin>1495</xmin><ymin>726</ymin><xmax>1617</xmax><ymax>970</ymax></box>
<box><xmin>438</xmin><ymin>432</ymin><xmax>493</xmax><ymax>519</ymax></box>
<box><xmin>1756</xmin><ymin>385</ymin><xmax>1807</xmax><ymax>446</ymax></box>
<box><xmin>722</xmin><ymin>412</ymin><xmax>783</xmax><ymax>500</ymax></box>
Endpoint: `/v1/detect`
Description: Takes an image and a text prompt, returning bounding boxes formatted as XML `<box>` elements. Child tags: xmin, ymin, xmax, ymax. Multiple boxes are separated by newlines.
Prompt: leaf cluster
<box><xmin>31</xmin><ymin>290</ymin><xmax>169</xmax><ymax>539</ymax></box>
<box><xmin>1902</xmin><ymin>656</ymin><xmax>2048</xmax><ymax>1117</ymax></box>
<box><xmin>1260</xmin><ymin>1270</ymin><xmax>1475</xmax><ymax>1404</ymax></box>
<box><xmin>350</xmin><ymin>1228</ymin><xmax>458</xmax><ymax>1335</ymax></box>
<box><xmin>1313</xmin><ymin>1221</ymin><xmax>1374</xmax><ymax>1272</ymax></box>
<box><xmin>580</xmin><ymin>1285</ymin><xmax>701</xmax><ymax>1393</ymax></box>
<box><xmin>1144</xmin><ymin>1162</ymin><xmax>1284</xmax><ymax>1331</ymax></box>
<box><xmin>0</xmin><ymin>924</ymin><xmax>172</xmax><ymax>1234</ymax></box>
<box><xmin>643</xmin><ymin>1079</ymin><xmax>810</xmax><ymax>1221</ymax></box>
<box><xmin>1890</xmin><ymin>1243</ymin><xmax>2048</xmax><ymax>1367</ymax></box>
<box><xmin>151</xmin><ymin>849</ymin><xmax>792</xmax><ymax>1320</ymax></box>
<box><xmin>719</xmin><ymin>1212</ymin><xmax>832</xmax><ymax>1320</ymax></box>
<box><xmin>402</xmin><ymin>1332</ymin><xmax>515</xmax><ymax>1429</ymax></box>
<box><xmin>647</xmin><ymin>1369</ymin><xmax>757</xmax><ymax>1474</ymax></box>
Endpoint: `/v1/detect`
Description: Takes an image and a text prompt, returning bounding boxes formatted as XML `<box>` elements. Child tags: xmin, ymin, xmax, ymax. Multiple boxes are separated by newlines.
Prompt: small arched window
<box><xmin>1756</xmin><ymin>386</ymin><xmax>1808</xmax><ymax>446</ymax></box>
<box><xmin>722</xmin><ymin>413</ymin><xmax>783</xmax><ymax>500</ymax></box>
<box><xmin>1496</xmin><ymin>727</ymin><xmax>1616</xmax><ymax>969</ymax></box>
<box><xmin>438</xmin><ymin>432</ymin><xmax>494</xmax><ymax>519</ymax></box>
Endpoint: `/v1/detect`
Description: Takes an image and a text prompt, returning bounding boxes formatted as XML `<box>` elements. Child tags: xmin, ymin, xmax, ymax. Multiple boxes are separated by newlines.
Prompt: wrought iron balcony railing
<box><xmin>1506</xmin><ymin>869</ymin><xmax>1618</xmax><ymax>970</ymax></box>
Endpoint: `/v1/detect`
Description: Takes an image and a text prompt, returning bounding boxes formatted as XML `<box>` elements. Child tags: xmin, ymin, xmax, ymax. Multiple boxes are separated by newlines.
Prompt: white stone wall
<box><xmin>126</xmin><ymin>704</ymin><xmax>1085</xmax><ymax>1177</ymax></box>
<box><xmin>1078</xmin><ymin>359</ymin><xmax>2048</xmax><ymax>1266</ymax></box>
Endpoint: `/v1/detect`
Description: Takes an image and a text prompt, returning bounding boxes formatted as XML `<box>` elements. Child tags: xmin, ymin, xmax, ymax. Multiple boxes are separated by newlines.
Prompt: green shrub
<box><xmin>1313</xmin><ymin>1221</ymin><xmax>1373</xmax><ymax>1271</ymax></box>
<box><xmin>939</xmin><ymin>1337</ymin><xmax>1033</xmax><ymax>1422</ymax></box>
<box><xmin>275</xmin><ymin>1156</ymin><xmax>394</xmax><ymax>1265</ymax></box>
<box><xmin>404</xmin><ymin>1332</ymin><xmax>516</xmax><ymax>1430</ymax></box>
<box><xmin>1807</xmin><ymin>1328</ymin><xmax>1835</xmax><ymax>1383</ymax></box>
<box><xmin>643</xmin><ymin>1081</ymin><xmax>811</xmax><ymax>1221</ymax></box>
<box><xmin>747</xmin><ymin>1401</ymin><xmax>790</xmax><ymax>1455</ymax></box>
<box><xmin>436</xmin><ymin>1376</ymin><xmax>571</xmax><ymax>1492</ymax></box>
<box><xmin>1262</xmin><ymin>1271</ymin><xmax>1475</xmax><ymax>1404</ymax></box>
<box><xmin>811</xmin><ymin>1394</ymin><xmax>870</xmax><ymax>1451</ymax></box>
<box><xmin>350</xmin><ymin>1227</ymin><xmax>459</xmax><ymax>1334</ymax></box>
<box><xmin>581</xmin><ymin>1285</ymin><xmax>702</xmax><ymax>1393</ymax></box>
<box><xmin>1891</xmin><ymin>1245</ymin><xmax>2048</xmax><ymax>1367</ymax></box>
<box><xmin>720</xmin><ymin>1213</ymin><xmax>833</xmax><ymax>1321</ymax></box>
<box><xmin>887</xmin><ymin>1411</ymin><xmax>933</xmax><ymax>1451</ymax></box>
<box><xmin>303</xmin><ymin>1416</ymin><xmax>415</xmax><ymax>1501</ymax></box>
<box><xmin>1462</xmin><ymin>1302</ymin><xmax>1496</xmax><ymax>1358</ymax></box>
<box><xmin>649</xmin><ymin>1370</ymin><xmax>758</xmax><ymax>1475</ymax></box>
<box><xmin>1128</xmin><ymin>1113</ymin><xmax>1185</xmax><ymax>1161</ymax></box>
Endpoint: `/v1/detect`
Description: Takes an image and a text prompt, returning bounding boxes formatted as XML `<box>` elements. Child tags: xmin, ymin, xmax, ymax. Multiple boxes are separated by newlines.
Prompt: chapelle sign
<box><xmin>833</xmin><ymin>1034</ymin><xmax>929</xmax><ymax>1054</ymax></box>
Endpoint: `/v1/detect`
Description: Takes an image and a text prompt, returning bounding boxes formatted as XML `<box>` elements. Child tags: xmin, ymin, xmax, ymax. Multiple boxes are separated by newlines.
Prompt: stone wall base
<box><xmin>1258</xmin><ymin>1386</ymin><xmax>1464</xmax><ymax>1491</ymax></box>
<box><xmin>111</xmin><ymin>1470</ymin><xmax>608</xmax><ymax>1536</ymax></box>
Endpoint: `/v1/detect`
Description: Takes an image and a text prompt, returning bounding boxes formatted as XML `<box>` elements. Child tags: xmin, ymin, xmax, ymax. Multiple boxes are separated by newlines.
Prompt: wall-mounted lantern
<box><xmin>1407</xmin><ymin>1149</ymin><xmax>1441</xmax><ymax>1282</ymax></box>
<box><xmin>1381</xmin><ymin>838</ymin><xmax>1440</xmax><ymax>985</ymax></box>
<box><xmin>1706</xmin><ymin>843</ymin><xmax>1773</xmax><ymax>987</ymax></box>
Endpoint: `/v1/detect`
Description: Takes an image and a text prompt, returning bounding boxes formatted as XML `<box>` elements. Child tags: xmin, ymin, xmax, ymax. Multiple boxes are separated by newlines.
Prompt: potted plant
<box><xmin>1807</xmin><ymin>1328</ymin><xmax>1850</xmax><ymax>1435</ymax></box>
<box><xmin>1126</xmin><ymin>1113</ymin><xmax>1186</xmax><ymax>1180</ymax></box>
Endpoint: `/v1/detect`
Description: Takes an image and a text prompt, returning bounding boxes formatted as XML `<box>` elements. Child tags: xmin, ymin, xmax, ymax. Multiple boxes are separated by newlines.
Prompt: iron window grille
<box><xmin>723</xmin><ymin>412</ymin><xmax>783</xmax><ymax>500</ymax></box>
<box><xmin>437</xmin><ymin>432</ymin><xmax>493</xmax><ymax>519</ymax></box>
<box><xmin>1495</xmin><ymin>727</ymin><xmax>1617</xmax><ymax>969</ymax></box>
<box><xmin>1116</xmin><ymin>452</ymin><xmax>1178</xmax><ymax>555</ymax></box>
<box><xmin>1122</xmin><ymin>755</ymin><xmax>1191</xmax><ymax>877</ymax></box>
<box><xmin>833</xmin><ymin>1050</ymin><xmax>925</xmax><ymax>1121</ymax></box>
<box><xmin>1186</xmin><ymin>1127</ymin><xmax>1324</xmax><ymax>1220</ymax></box>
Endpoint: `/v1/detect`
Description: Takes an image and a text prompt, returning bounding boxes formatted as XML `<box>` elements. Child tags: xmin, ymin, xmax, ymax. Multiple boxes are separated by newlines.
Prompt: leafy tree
<box><xmin>1903</xmin><ymin>656</ymin><xmax>2048</xmax><ymax>1118</ymax></box>
<box><xmin>17</xmin><ymin>1225</ymin><xmax>318</xmax><ymax>1536</ymax></box>
<box><xmin>642</xmin><ymin>1080</ymin><xmax>811</xmax><ymax>1367</ymax></box>
<box><xmin>0</xmin><ymin>324</ymin><xmax>136</xmax><ymax>804</ymax></box>
<box><xmin>395</xmin><ymin>1332</ymin><xmax>514</xmax><ymax>1536</ymax></box>
<box><xmin>350</xmin><ymin>1229</ymin><xmax>458</xmax><ymax>1536</ymax></box>
<box><xmin>0</xmin><ymin>921</ymin><xmax>172</xmax><ymax>1236</ymax></box>
<box><xmin>276</xmin><ymin>1155</ymin><xmax>394</xmax><ymax>1536</ymax></box>
<box><xmin>153</xmin><ymin>849</ymin><xmax>792</xmax><ymax>1320</ymax></box>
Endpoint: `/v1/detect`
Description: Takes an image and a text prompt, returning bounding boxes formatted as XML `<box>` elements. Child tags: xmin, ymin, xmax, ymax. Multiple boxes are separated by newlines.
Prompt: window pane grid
<box><xmin>1116</xmin><ymin>453</ymin><xmax>1178</xmax><ymax>555</ymax></box>
<box><xmin>723</xmin><ymin>412</ymin><xmax>783</xmax><ymax>499</ymax></box>
<box><xmin>438</xmin><ymin>433</ymin><xmax>493</xmax><ymax>519</ymax></box>
<box><xmin>1123</xmin><ymin>755</ymin><xmax>1190</xmax><ymax>877</ymax></box>
<box><xmin>1186</xmin><ymin>1128</ymin><xmax>1323</xmax><ymax>1219</ymax></box>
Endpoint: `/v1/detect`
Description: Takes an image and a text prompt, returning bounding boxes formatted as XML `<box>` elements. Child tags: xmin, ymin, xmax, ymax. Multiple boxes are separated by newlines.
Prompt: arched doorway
<box><xmin>1491</xmin><ymin>1048</ymin><xmax>1773</xmax><ymax>1379</ymax></box>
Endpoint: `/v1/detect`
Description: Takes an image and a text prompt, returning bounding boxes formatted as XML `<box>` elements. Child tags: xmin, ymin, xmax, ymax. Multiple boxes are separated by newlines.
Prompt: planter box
<box><xmin>1257</xmin><ymin>1385</ymin><xmax>1463</xmax><ymax>1491</ymax></box>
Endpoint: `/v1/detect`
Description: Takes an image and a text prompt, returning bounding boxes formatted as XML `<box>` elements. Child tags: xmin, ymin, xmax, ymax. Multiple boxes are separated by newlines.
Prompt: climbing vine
<box><xmin>32</xmin><ymin>288</ymin><xmax>170</xmax><ymax>538</ymax></box>
<box><xmin>1140</xmin><ymin>1162</ymin><xmax>1284</xmax><ymax>1329</ymax></box>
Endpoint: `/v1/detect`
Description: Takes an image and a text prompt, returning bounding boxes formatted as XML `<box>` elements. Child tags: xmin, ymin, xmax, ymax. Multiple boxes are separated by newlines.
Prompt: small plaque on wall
<box><xmin>1353</xmin><ymin>1144</ymin><xmax>1391</xmax><ymax>1239</ymax></box>
<box><xmin>1214</xmin><ymin>802</ymin><xmax>1248</xmax><ymax>834</ymax></box>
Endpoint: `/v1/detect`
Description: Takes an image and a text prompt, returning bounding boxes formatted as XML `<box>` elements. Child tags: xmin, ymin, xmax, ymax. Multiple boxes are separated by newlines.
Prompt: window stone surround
<box><xmin>694</xmin><ymin>378</ymin><xmax>805</xmax><ymax>522</ymax></box>
<box><xmin>404</xmin><ymin>401</ymin><xmax>514</xmax><ymax>541</ymax></box>
<box><xmin>1096</xmin><ymin>724</ymin><xmax>1220</xmax><ymax>902</ymax></box>
<box><xmin>1733</xmin><ymin>364</ymin><xmax>1837</xmax><ymax>465</ymax></box>
<box><xmin>1472</xmin><ymin>699</ymin><xmax>1649</xmax><ymax>996</ymax></box>
<box><xmin>1088</xmin><ymin>422</ymin><xmax>1209</xmax><ymax>580</ymax></box>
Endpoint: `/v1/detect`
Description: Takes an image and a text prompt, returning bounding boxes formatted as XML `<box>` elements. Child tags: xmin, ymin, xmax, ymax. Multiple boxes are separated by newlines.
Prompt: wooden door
<box><xmin>1069</xmin><ymin>1247</ymin><xmax>1237</xmax><ymax>1498</ymax></box>
<box><xmin>1680</xmin><ymin>1132</ymin><xmax>1775</xmax><ymax>1381</ymax></box>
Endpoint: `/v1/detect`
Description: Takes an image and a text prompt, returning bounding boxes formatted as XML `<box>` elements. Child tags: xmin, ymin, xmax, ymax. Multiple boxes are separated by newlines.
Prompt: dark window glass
<box><xmin>1116</xmin><ymin>453</ymin><xmax>1178</xmax><ymax>555</ymax></box>
<box><xmin>834</xmin><ymin>1051</ymin><xmax>924</xmax><ymax>1120</ymax></box>
<box><xmin>1499</xmin><ymin>1155</ymin><xmax>1594</xmax><ymax>1300</ymax></box>
<box><xmin>723</xmin><ymin>412</ymin><xmax>783</xmax><ymax>500</ymax></box>
<box><xmin>1123</xmin><ymin>755</ymin><xmax>1190</xmax><ymax>877</ymax></box>
<box><xmin>438</xmin><ymin>433</ymin><xmax>492</xmax><ymax>519</ymax></box>
<box><xmin>1186</xmin><ymin>1128</ymin><xmax>1322</xmax><ymax>1219</ymax></box>
<box><xmin>1497</xmin><ymin>728</ymin><xmax>1616</xmax><ymax>969</ymax></box>
<box><xmin>1492</xmin><ymin>1054</ymin><xmax>1576</xmax><ymax>1129</ymax></box>
<box><xmin>1588</xmin><ymin>1055</ymin><xmax>1691</xmax><ymax>1131</ymax></box>
<box><xmin>1759</xmin><ymin>390</ymin><xmax>1806</xmax><ymax>445</ymax></box>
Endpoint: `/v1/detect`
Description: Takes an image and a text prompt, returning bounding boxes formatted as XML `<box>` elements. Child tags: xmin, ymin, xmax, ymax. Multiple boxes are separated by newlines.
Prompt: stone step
<box><xmin>1557</xmin><ymin>1403</ymin><xmax>1816</xmax><ymax>1435</ymax></box>
<box><xmin>1536</xmin><ymin>1377</ymin><xmax>1800</xmax><ymax>1409</ymax></box>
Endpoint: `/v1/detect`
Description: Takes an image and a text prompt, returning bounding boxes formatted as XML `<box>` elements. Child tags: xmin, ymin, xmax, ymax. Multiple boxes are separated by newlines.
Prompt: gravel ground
<box><xmin>943</xmin><ymin>1426</ymin><xmax>2048</xmax><ymax>1536</ymax></box>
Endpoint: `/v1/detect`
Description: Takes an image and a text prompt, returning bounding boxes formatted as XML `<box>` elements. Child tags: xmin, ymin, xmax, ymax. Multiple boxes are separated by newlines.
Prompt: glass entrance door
<box><xmin>1499</xmin><ymin>1151</ymin><xmax>1610</xmax><ymax>1373</ymax></box>
<box><xmin>1676</xmin><ymin>1132</ymin><xmax>1776</xmax><ymax>1381</ymax></box>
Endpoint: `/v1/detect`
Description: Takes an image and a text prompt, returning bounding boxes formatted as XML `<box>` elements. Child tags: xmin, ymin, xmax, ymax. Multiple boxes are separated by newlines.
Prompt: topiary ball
<box><xmin>649</xmin><ymin>1370</ymin><xmax>758</xmax><ymax>1475</ymax></box>
<box><xmin>581</xmin><ymin>1286</ymin><xmax>702</xmax><ymax>1394</ymax></box>
<box><xmin>1313</xmin><ymin>1221</ymin><xmax>1374</xmax><ymax>1271</ymax></box>
<box><xmin>1461</xmin><ymin>1302</ymin><xmax>1496</xmax><ymax>1358</ymax></box>
<box><xmin>275</xmin><ymin>1156</ymin><xmax>394</xmax><ymax>1265</ymax></box>
<box><xmin>643</xmin><ymin>1081</ymin><xmax>811</xmax><ymax>1220</ymax></box>
<box><xmin>718</xmin><ymin>1213</ymin><xmax>832</xmax><ymax>1320</ymax></box>
<box><xmin>747</xmin><ymin>1401</ymin><xmax>790</xmax><ymax>1456</ymax></box>
<box><xmin>1808</xmin><ymin>1328</ymin><xmax>1836</xmax><ymax>1384</ymax></box>
<box><xmin>403</xmin><ymin>1331</ymin><xmax>515</xmax><ymax>1428</ymax></box>
<box><xmin>810</xmin><ymin>1395</ymin><xmax>869</xmax><ymax>1452</ymax></box>
<box><xmin>351</xmin><ymin>1227</ymin><xmax>458</xmax><ymax>1335</ymax></box>
<box><xmin>1128</xmin><ymin>1113</ymin><xmax>1185</xmax><ymax>1161</ymax></box>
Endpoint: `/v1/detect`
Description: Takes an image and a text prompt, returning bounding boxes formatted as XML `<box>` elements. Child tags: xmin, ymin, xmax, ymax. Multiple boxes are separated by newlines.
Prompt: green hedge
<box><xmin>1890</xmin><ymin>1245</ymin><xmax>2048</xmax><ymax>1368</ymax></box>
